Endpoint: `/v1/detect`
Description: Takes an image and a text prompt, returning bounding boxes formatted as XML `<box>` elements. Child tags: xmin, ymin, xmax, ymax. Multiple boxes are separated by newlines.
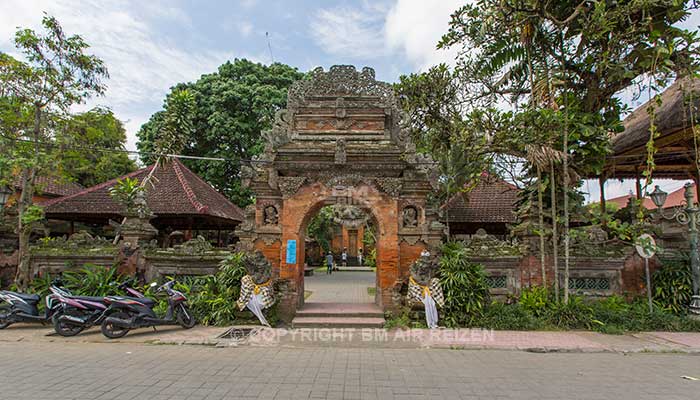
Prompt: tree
<box><xmin>137</xmin><ymin>59</ymin><xmax>304</xmax><ymax>207</ymax></box>
<box><xmin>0</xmin><ymin>15</ymin><xmax>108</xmax><ymax>288</ymax></box>
<box><xmin>439</xmin><ymin>0</ymin><xmax>699</xmax><ymax>300</ymax></box>
<box><xmin>57</xmin><ymin>107</ymin><xmax>136</xmax><ymax>187</ymax></box>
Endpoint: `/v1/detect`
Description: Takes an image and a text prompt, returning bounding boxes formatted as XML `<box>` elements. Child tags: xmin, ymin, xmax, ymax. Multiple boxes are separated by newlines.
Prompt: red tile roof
<box><xmin>43</xmin><ymin>159</ymin><xmax>243</xmax><ymax>223</ymax></box>
<box><xmin>444</xmin><ymin>173</ymin><xmax>519</xmax><ymax>223</ymax></box>
<box><xmin>606</xmin><ymin>185</ymin><xmax>696</xmax><ymax>210</ymax></box>
<box><xmin>12</xmin><ymin>175</ymin><xmax>83</xmax><ymax>198</ymax></box>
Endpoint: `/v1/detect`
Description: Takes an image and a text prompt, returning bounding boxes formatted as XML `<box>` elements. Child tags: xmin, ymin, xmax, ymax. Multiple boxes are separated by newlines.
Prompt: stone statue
<box><xmin>132</xmin><ymin>190</ymin><xmax>153</xmax><ymax>219</ymax></box>
<box><xmin>236</xmin><ymin>251</ymin><xmax>275</xmax><ymax>326</ymax></box>
<box><xmin>263</xmin><ymin>205</ymin><xmax>279</xmax><ymax>225</ymax></box>
<box><xmin>402</xmin><ymin>206</ymin><xmax>418</xmax><ymax>228</ymax></box>
<box><xmin>335</xmin><ymin>139</ymin><xmax>347</xmax><ymax>164</ymax></box>
<box><xmin>332</xmin><ymin>204</ymin><xmax>367</xmax><ymax>228</ymax></box>
<box><xmin>407</xmin><ymin>250</ymin><xmax>444</xmax><ymax>329</ymax></box>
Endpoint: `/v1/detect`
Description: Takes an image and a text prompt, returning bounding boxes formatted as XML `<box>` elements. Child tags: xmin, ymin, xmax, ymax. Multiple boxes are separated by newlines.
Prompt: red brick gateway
<box><xmin>235</xmin><ymin>66</ymin><xmax>444</xmax><ymax>321</ymax></box>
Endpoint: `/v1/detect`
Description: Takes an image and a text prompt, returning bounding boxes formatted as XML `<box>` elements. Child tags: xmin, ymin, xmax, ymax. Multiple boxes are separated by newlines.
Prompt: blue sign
<box><xmin>286</xmin><ymin>240</ymin><xmax>297</xmax><ymax>265</ymax></box>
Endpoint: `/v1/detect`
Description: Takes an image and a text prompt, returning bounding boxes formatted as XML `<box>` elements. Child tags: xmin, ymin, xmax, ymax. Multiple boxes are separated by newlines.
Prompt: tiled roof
<box><xmin>607</xmin><ymin>185</ymin><xmax>696</xmax><ymax>211</ymax></box>
<box><xmin>12</xmin><ymin>175</ymin><xmax>83</xmax><ymax>198</ymax></box>
<box><xmin>444</xmin><ymin>174</ymin><xmax>519</xmax><ymax>223</ymax></box>
<box><xmin>43</xmin><ymin>159</ymin><xmax>243</xmax><ymax>223</ymax></box>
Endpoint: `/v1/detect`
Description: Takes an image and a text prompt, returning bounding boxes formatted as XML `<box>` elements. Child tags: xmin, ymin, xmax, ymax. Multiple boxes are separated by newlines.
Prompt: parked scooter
<box><xmin>53</xmin><ymin>279</ymin><xmax>152</xmax><ymax>337</ymax></box>
<box><xmin>0</xmin><ymin>280</ymin><xmax>69</xmax><ymax>329</ymax></box>
<box><xmin>101</xmin><ymin>280</ymin><xmax>195</xmax><ymax>339</ymax></box>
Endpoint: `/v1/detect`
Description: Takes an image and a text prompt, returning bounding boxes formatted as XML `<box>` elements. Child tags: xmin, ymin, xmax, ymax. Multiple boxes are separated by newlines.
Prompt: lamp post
<box><xmin>650</xmin><ymin>183</ymin><xmax>700</xmax><ymax>316</ymax></box>
<box><xmin>0</xmin><ymin>185</ymin><xmax>11</xmax><ymax>212</ymax></box>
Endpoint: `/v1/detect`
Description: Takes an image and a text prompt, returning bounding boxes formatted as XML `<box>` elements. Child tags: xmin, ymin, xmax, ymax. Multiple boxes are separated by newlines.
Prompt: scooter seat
<box><xmin>118</xmin><ymin>296</ymin><xmax>156</xmax><ymax>308</ymax></box>
<box><xmin>72</xmin><ymin>295</ymin><xmax>107</xmax><ymax>303</ymax></box>
<box><xmin>4</xmin><ymin>291</ymin><xmax>40</xmax><ymax>303</ymax></box>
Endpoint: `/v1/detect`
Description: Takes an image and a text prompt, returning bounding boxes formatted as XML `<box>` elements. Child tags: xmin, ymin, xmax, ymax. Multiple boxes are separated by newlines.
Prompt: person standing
<box><xmin>357</xmin><ymin>248</ymin><xmax>363</xmax><ymax>266</ymax></box>
<box><xmin>325</xmin><ymin>251</ymin><xmax>334</xmax><ymax>275</ymax></box>
<box><xmin>341</xmin><ymin>248</ymin><xmax>348</xmax><ymax>269</ymax></box>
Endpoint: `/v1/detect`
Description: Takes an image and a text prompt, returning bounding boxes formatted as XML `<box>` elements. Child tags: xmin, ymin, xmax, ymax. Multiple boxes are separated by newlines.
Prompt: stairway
<box><xmin>291</xmin><ymin>303</ymin><xmax>385</xmax><ymax>328</ymax></box>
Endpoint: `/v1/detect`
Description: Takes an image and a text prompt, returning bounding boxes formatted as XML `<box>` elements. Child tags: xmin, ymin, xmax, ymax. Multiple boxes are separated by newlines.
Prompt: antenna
<box><xmin>266</xmin><ymin>32</ymin><xmax>275</xmax><ymax>63</ymax></box>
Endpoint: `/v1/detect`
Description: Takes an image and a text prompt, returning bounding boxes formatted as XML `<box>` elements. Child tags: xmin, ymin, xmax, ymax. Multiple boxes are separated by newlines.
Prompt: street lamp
<box><xmin>650</xmin><ymin>183</ymin><xmax>700</xmax><ymax>316</ymax></box>
<box><xmin>0</xmin><ymin>185</ymin><xmax>12</xmax><ymax>212</ymax></box>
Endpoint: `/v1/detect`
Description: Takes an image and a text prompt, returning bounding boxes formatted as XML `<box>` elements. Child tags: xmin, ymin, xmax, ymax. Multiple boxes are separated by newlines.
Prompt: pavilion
<box><xmin>42</xmin><ymin>158</ymin><xmax>244</xmax><ymax>246</ymax></box>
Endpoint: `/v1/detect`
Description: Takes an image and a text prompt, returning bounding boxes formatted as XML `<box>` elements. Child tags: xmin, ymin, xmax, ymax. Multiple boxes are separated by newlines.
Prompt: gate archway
<box><xmin>235</xmin><ymin>65</ymin><xmax>444</xmax><ymax>321</ymax></box>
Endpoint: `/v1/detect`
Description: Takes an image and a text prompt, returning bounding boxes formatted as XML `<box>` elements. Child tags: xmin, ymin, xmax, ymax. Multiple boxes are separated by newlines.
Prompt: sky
<box><xmin>1</xmin><ymin>0</ymin><xmax>699</xmax><ymax>202</ymax></box>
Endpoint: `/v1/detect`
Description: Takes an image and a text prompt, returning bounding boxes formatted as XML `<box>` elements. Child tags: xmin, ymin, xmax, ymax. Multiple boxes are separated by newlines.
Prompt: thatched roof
<box><xmin>604</xmin><ymin>77</ymin><xmax>700</xmax><ymax>179</ymax></box>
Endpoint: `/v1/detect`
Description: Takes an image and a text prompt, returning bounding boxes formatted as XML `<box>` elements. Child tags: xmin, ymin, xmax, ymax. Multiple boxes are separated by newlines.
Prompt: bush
<box><xmin>478</xmin><ymin>302</ymin><xmax>544</xmax><ymax>330</ymax></box>
<box><xmin>62</xmin><ymin>264</ymin><xmax>126</xmax><ymax>297</ymax></box>
<box><xmin>439</xmin><ymin>241</ymin><xmax>490</xmax><ymax>327</ymax></box>
<box><xmin>653</xmin><ymin>257</ymin><xmax>693</xmax><ymax>314</ymax></box>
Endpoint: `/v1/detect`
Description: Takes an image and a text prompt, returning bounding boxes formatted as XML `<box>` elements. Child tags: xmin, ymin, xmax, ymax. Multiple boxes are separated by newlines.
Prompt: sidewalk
<box><xmin>2</xmin><ymin>323</ymin><xmax>700</xmax><ymax>353</ymax></box>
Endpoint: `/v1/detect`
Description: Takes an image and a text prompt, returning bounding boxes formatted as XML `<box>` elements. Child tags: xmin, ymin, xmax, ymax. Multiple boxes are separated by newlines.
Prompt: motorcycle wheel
<box><xmin>101</xmin><ymin>312</ymin><xmax>130</xmax><ymax>339</ymax></box>
<box><xmin>177</xmin><ymin>305</ymin><xmax>196</xmax><ymax>329</ymax></box>
<box><xmin>53</xmin><ymin>309</ymin><xmax>85</xmax><ymax>337</ymax></box>
<box><xmin>0</xmin><ymin>305</ymin><xmax>11</xmax><ymax>329</ymax></box>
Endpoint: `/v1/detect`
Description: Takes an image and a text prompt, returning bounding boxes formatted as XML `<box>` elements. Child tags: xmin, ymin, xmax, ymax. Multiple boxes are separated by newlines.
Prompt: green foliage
<box><xmin>137</xmin><ymin>59</ymin><xmax>304</xmax><ymax>207</ymax></box>
<box><xmin>653</xmin><ymin>257</ymin><xmax>693</xmax><ymax>314</ymax></box>
<box><xmin>62</xmin><ymin>264</ymin><xmax>125</xmax><ymax>297</ymax></box>
<box><xmin>478</xmin><ymin>302</ymin><xmax>544</xmax><ymax>330</ymax></box>
<box><xmin>152</xmin><ymin>88</ymin><xmax>195</xmax><ymax>157</ymax></box>
<box><xmin>108</xmin><ymin>177</ymin><xmax>144</xmax><ymax>209</ymax></box>
<box><xmin>187</xmin><ymin>253</ymin><xmax>248</xmax><ymax>326</ymax></box>
<box><xmin>518</xmin><ymin>286</ymin><xmax>550</xmax><ymax>317</ymax></box>
<box><xmin>56</xmin><ymin>107</ymin><xmax>136</xmax><ymax>187</ymax></box>
<box><xmin>307</xmin><ymin>206</ymin><xmax>335</xmax><ymax>253</ymax></box>
<box><xmin>439</xmin><ymin>241</ymin><xmax>491</xmax><ymax>327</ymax></box>
<box><xmin>364</xmin><ymin>248</ymin><xmax>377</xmax><ymax>269</ymax></box>
<box><xmin>20</xmin><ymin>204</ymin><xmax>44</xmax><ymax>226</ymax></box>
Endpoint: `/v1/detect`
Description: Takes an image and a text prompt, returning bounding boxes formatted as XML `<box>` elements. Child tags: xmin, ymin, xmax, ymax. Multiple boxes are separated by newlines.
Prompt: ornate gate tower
<box><xmin>236</xmin><ymin>65</ymin><xmax>444</xmax><ymax>321</ymax></box>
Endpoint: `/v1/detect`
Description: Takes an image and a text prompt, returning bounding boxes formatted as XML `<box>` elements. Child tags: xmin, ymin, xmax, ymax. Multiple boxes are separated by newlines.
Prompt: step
<box><xmin>337</xmin><ymin>266</ymin><xmax>373</xmax><ymax>272</ymax></box>
<box><xmin>296</xmin><ymin>303</ymin><xmax>384</xmax><ymax>318</ymax></box>
<box><xmin>291</xmin><ymin>316</ymin><xmax>385</xmax><ymax>329</ymax></box>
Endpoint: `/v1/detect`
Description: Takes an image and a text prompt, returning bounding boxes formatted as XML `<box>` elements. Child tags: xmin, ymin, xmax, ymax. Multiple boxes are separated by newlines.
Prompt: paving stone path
<box><xmin>1</xmin><ymin>341</ymin><xmax>699</xmax><ymax>400</ymax></box>
<box><xmin>305</xmin><ymin>271</ymin><xmax>375</xmax><ymax>303</ymax></box>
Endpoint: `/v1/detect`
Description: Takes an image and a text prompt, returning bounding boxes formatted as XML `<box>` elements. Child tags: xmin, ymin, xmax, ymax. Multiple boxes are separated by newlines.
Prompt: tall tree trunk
<box><xmin>537</xmin><ymin>166</ymin><xmax>546</xmax><ymax>287</ymax></box>
<box><xmin>559</xmin><ymin>29</ymin><xmax>571</xmax><ymax>303</ymax></box>
<box><xmin>15</xmin><ymin>105</ymin><xmax>41</xmax><ymax>289</ymax></box>
<box><xmin>550</xmin><ymin>163</ymin><xmax>559</xmax><ymax>300</ymax></box>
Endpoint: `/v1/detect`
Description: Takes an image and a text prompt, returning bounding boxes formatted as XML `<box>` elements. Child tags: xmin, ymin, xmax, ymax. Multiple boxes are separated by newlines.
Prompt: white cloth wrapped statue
<box><xmin>407</xmin><ymin>250</ymin><xmax>444</xmax><ymax>329</ymax></box>
<box><xmin>236</xmin><ymin>251</ymin><xmax>275</xmax><ymax>327</ymax></box>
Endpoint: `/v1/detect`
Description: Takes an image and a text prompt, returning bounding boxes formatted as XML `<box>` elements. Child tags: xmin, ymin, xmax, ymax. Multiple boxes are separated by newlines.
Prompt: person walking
<box><xmin>325</xmin><ymin>251</ymin><xmax>334</xmax><ymax>275</ymax></box>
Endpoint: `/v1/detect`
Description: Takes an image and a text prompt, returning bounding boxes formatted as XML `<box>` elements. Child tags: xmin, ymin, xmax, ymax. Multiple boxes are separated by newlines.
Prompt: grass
<box><xmin>367</xmin><ymin>287</ymin><xmax>376</xmax><ymax>296</ymax></box>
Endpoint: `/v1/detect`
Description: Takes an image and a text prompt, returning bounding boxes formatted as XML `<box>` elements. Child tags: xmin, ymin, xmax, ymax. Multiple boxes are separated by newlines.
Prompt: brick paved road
<box><xmin>1</xmin><ymin>342</ymin><xmax>699</xmax><ymax>400</ymax></box>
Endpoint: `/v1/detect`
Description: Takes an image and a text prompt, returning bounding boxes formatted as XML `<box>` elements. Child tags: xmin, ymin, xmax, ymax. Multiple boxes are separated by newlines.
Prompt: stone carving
<box><xmin>407</xmin><ymin>251</ymin><xmax>444</xmax><ymax>329</ymax></box>
<box><xmin>288</xmin><ymin>66</ymin><xmax>395</xmax><ymax>108</ymax></box>
<box><xmin>331</xmin><ymin>204</ymin><xmax>368</xmax><ymax>229</ymax></box>
<box><xmin>335</xmin><ymin>139</ymin><xmax>347</xmax><ymax>164</ymax></box>
<box><xmin>243</xmin><ymin>251</ymin><xmax>273</xmax><ymax>285</ymax></box>
<box><xmin>240</xmin><ymin>165</ymin><xmax>255</xmax><ymax>188</ymax></box>
<box><xmin>277</xmin><ymin>176</ymin><xmax>307</xmax><ymax>198</ymax></box>
<box><xmin>237</xmin><ymin>251</ymin><xmax>275</xmax><ymax>325</ymax></box>
<box><xmin>174</xmin><ymin>235</ymin><xmax>213</xmax><ymax>254</ymax></box>
<box><xmin>402</xmin><ymin>206</ymin><xmax>419</xmax><ymax>228</ymax></box>
<box><xmin>132</xmin><ymin>190</ymin><xmax>153</xmax><ymax>219</ymax></box>
<box><xmin>167</xmin><ymin>231</ymin><xmax>185</xmax><ymax>247</ymax></box>
<box><xmin>262</xmin><ymin>109</ymin><xmax>292</xmax><ymax>150</ymax></box>
<box><xmin>374</xmin><ymin>177</ymin><xmax>402</xmax><ymax>197</ymax></box>
<box><xmin>263</xmin><ymin>205</ymin><xmax>279</xmax><ymax>225</ymax></box>
<box><xmin>239</xmin><ymin>205</ymin><xmax>256</xmax><ymax>232</ymax></box>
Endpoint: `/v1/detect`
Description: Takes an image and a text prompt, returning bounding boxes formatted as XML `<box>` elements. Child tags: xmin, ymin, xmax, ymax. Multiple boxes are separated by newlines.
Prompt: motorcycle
<box><xmin>101</xmin><ymin>280</ymin><xmax>195</xmax><ymax>339</ymax></box>
<box><xmin>53</xmin><ymin>279</ymin><xmax>153</xmax><ymax>337</ymax></box>
<box><xmin>0</xmin><ymin>280</ymin><xmax>69</xmax><ymax>329</ymax></box>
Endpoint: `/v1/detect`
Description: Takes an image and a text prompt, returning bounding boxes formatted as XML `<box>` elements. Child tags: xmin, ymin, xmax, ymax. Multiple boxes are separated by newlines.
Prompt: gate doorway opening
<box><xmin>302</xmin><ymin>204</ymin><xmax>378</xmax><ymax>304</ymax></box>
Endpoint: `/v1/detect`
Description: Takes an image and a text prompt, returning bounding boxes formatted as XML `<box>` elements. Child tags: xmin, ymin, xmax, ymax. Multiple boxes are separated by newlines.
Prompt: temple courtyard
<box><xmin>1</xmin><ymin>341</ymin><xmax>699</xmax><ymax>400</ymax></box>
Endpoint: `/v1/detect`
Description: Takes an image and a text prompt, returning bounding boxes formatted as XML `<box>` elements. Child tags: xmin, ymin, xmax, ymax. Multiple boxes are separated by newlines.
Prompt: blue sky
<box><xmin>1</xmin><ymin>0</ymin><xmax>699</xmax><ymax>202</ymax></box>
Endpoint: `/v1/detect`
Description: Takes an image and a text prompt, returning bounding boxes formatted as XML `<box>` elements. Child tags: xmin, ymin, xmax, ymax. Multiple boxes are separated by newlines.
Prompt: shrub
<box><xmin>653</xmin><ymin>257</ymin><xmax>693</xmax><ymax>314</ymax></box>
<box><xmin>518</xmin><ymin>287</ymin><xmax>550</xmax><ymax>317</ymax></box>
<box><xmin>62</xmin><ymin>264</ymin><xmax>125</xmax><ymax>297</ymax></box>
<box><xmin>439</xmin><ymin>241</ymin><xmax>490</xmax><ymax>327</ymax></box>
<box><xmin>478</xmin><ymin>302</ymin><xmax>544</xmax><ymax>330</ymax></box>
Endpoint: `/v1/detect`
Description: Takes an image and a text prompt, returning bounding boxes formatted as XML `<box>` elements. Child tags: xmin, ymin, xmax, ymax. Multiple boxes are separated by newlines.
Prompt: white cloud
<box><xmin>384</xmin><ymin>0</ymin><xmax>464</xmax><ymax>70</ymax></box>
<box><xmin>310</xmin><ymin>0</ymin><xmax>464</xmax><ymax>70</ymax></box>
<box><xmin>0</xmin><ymin>0</ymin><xmax>232</xmax><ymax>151</ymax></box>
<box><xmin>310</xmin><ymin>2</ymin><xmax>388</xmax><ymax>59</ymax></box>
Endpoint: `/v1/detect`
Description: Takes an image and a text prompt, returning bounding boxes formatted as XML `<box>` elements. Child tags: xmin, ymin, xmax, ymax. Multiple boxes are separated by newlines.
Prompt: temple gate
<box><xmin>236</xmin><ymin>65</ymin><xmax>444</xmax><ymax>321</ymax></box>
